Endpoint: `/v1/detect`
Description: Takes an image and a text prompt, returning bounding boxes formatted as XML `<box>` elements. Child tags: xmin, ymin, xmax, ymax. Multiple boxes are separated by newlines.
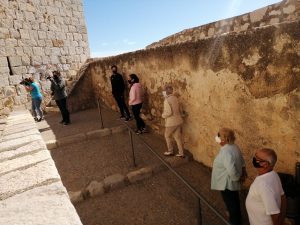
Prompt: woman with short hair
<box><xmin>211</xmin><ymin>128</ymin><xmax>247</xmax><ymax>225</ymax></box>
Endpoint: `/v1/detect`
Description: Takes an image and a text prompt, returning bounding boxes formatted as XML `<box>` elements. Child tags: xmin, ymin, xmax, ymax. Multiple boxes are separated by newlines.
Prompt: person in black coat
<box><xmin>110</xmin><ymin>65</ymin><xmax>131</xmax><ymax>121</ymax></box>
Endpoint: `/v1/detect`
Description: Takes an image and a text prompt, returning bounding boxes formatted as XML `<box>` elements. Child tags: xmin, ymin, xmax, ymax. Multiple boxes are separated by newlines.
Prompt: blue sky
<box><xmin>83</xmin><ymin>0</ymin><xmax>281</xmax><ymax>57</ymax></box>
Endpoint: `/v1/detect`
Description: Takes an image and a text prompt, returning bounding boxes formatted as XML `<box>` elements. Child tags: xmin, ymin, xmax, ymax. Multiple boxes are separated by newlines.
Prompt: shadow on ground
<box><xmin>37</xmin><ymin>106</ymin><xmax>249</xmax><ymax>225</ymax></box>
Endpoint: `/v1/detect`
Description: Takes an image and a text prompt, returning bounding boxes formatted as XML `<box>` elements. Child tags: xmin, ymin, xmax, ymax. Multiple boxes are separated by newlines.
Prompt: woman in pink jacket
<box><xmin>128</xmin><ymin>74</ymin><xmax>147</xmax><ymax>134</ymax></box>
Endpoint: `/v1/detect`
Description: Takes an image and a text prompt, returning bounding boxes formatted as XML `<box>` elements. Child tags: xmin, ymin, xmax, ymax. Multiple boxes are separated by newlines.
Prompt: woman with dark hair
<box><xmin>128</xmin><ymin>74</ymin><xmax>147</xmax><ymax>134</ymax></box>
<box><xmin>24</xmin><ymin>77</ymin><xmax>44</xmax><ymax>122</ymax></box>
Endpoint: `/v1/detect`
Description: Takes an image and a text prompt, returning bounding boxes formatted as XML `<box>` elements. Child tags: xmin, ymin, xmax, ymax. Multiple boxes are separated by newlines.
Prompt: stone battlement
<box><xmin>147</xmin><ymin>0</ymin><xmax>299</xmax><ymax>49</ymax></box>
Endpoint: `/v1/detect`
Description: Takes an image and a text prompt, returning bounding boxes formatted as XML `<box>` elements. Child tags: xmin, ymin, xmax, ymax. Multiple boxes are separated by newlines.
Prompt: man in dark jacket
<box><xmin>49</xmin><ymin>71</ymin><xmax>70</xmax><ymax>125</ymax></box>
<box><xmin>110</xmin><ymin>65</ymin><xmax>131</xmax><ymax>121</ymax></box>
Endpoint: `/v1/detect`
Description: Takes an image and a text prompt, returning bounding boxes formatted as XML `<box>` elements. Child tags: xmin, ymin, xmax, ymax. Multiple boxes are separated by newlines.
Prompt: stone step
<box><xmin>45</xmin><ymin>125</ymin><xmax>127</xmax><ymax>150</ymax></box>
<box><xmin>68</xmin><ymin>153</ymin><xmax>192</xmax><ymax>204</ymax></box>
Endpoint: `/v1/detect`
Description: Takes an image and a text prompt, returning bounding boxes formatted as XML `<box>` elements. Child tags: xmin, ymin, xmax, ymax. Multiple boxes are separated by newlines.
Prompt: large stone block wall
<box><xmin>0</xmin><ymin>0</ymin><xmax>89</xmax><ymax>117</ymax></box>
<box><xmin>73</xmin><ymin>19</ymin><xmax>300</xmax><ymax>177</ymax></box>
<box><xmin>147</xmin><ymin>0</ymin><xmax>299</xmax><ymax>49</ymax></box>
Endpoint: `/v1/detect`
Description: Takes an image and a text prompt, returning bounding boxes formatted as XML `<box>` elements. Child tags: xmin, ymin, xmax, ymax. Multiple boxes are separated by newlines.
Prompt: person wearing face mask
<box><xmin>110</xmin><ymin>65</ymin><xmax>131</xmax><ymax>121</ymax></box>
<box><xmin>162</xmin><ymin>85</ymin><xmax>185</xmax><ymax>157</ymax></box>
<box><xmin>211</xmin><ymin>128</ymin><xmax>247</xmax><ymax>225</ymax></box>
<box><xmin>128</xmin><ymin>74</ymin><xmax>147</xmax><ymax>134</ymax></box>
<box><xmin>246</xmin><ymin>148</ymin><xmax>286</xmax><ymax>225</ymax></box>
<box><xmin>49</xmin><ymin>71</ymin><xmax>70</xmax><ymax>125</ymax></box>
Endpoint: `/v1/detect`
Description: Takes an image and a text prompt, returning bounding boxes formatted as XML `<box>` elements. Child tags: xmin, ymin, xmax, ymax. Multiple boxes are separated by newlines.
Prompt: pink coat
<box><xmin>129</xmin><ymin>83</ymin><xmax>143</xmax><ymax>105</ymax></box>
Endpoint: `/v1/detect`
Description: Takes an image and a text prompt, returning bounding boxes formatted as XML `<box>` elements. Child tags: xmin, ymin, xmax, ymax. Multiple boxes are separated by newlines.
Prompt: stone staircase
<box><xmin>0</xmin><ymin>109</ymin><xmax>82</xmax><ymax>225</ymax></box>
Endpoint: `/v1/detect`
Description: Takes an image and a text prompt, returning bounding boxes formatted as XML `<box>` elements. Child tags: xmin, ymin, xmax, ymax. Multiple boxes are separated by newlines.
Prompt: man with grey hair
<box><xmin>246</xmin><ymin>148</ymin><xmax>286</xmax><ymax>225</ymax></box>
<box><xmin>162</xmin><ymin>85</ymin><xmax>184</xmax><ymax>157</ymax></box>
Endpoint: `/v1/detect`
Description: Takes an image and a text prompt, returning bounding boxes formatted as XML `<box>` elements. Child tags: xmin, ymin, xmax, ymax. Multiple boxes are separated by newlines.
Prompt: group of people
<box><xmin>110</xmin><ymin>65</ymin><xmax>184</xmax><ymax>157</ymax></box>
<box><xmin>110</xmin><ymin>66</ymin><xmax>286</xmax><ymax>225</ymax></box>
<box><xmin>23</xmin><ymin>71</ymin><xmax>70</xmax><ymax>125</ymax></box>
<box><xmin>211</xmin><ymin>128</ymin><xmax>286</xmax><ymax>225</ymax></box>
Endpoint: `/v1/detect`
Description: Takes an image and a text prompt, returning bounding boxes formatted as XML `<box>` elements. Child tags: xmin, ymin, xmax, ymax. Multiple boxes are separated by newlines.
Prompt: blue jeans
<box><xmin>32</xmin><ymin>97</ymin><xmax>43</xmax><ymax>119</ymax></box>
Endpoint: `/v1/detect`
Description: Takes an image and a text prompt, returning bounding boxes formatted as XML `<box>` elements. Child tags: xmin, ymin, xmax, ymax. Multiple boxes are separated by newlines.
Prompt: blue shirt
<box><xmin>30</xmin><ymin>82</ymin><xmax>42</xmax><ymax>99</ymax></box>
<box><xmin>211</xmin><ymin>144</ymin><xmax>245</xmax><ymax>191</ymax></box>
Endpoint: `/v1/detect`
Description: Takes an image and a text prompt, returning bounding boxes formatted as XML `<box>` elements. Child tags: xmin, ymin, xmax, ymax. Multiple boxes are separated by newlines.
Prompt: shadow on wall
<box><xmin>68</xmin><ymin>20</ymin><xmax>300</xmax><ymax>176</ymax></box>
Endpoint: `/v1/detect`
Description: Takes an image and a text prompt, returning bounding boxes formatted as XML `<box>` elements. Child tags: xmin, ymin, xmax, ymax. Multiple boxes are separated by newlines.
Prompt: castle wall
<box><xmin>147</xmin><ymin>0</ymin><xmax>299</xmax><ymax>49</ymax></box>
<box><xmin>77</xmin><ymin>19</ymin><xmax>300</xmax><ymax>177</ymax></box>
<box><xmin>0</xmin><ymin>0</ymin><xmax>90</xmax><ymax>117</ymax></box>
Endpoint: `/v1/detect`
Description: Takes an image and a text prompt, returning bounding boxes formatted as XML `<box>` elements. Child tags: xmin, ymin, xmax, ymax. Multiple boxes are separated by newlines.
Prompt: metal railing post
<box><xmin>197</xmin><ymin>197</ymin><xmax>202</xmax><ymax>225</ymax></box>
<box><xmin>129</xmin><ymin>129</ymin><xmax>137</xmax><ymax>167</ymax></box>
<box><xmin>97</xmin><ymin>98</ymin><xmax>104</xmax><ymax>129</ymax></box>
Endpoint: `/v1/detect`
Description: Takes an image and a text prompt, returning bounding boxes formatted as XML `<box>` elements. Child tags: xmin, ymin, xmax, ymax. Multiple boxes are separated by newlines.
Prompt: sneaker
<box><xmin>164</xmin><ymin>151</ymin><xmax>174</xmax><ymax>156</ymax></box>
<box><xmin>135</xmin><ymin>130</ymin><xmax>142</xmax><ymax>135</ymax></box>
<box><xmin>37</xmin><ymin>117</ymin><xmax>44</xmax><ymax>122</ymax></box>
<box><xmin>63</xmin><ymin>122</ymin><xmax>70</xmax><ymax>126</ymax></box>
<box><xmin>120</xmin><ymin>116</ymin><xmax>125</xmax><ymax>120</ymax></box>
<box><xmin>34</xmin><ymin>117</ymin><xmax>38</xmax><ymax>121</ymax></box>
<box><xmin>175</xmin><ymin>154</ymin><xmax>185</xmax><ymax>158</ymax></box>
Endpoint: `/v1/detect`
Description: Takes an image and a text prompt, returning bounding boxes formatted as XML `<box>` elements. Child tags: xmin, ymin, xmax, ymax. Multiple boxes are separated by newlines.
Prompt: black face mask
<box><xmin>252</xmin><ymin>157</ymin><xmax>264</xmax><ymax>168</ymax></box>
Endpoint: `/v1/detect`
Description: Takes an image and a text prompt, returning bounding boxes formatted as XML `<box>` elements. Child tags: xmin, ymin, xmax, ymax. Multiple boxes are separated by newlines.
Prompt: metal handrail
<box><xmin>96</xmin><ymin>99</ymin><xmax>230</xmax><ymax>225</ymax></box>
<box><xmin>120</xmin><ymin>121</ymin><xmax>231</xmax><ymax>225</ymax></box>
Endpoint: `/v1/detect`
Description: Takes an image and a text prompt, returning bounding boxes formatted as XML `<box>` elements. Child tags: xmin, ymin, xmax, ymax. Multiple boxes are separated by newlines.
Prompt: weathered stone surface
<box><xmin>0</xmin><ymin>134</ymin><xmax>42</xmax><ymax>152</ymax></box>
<box><xmin>45</xmin><ymin>140</ymin><xmax>58</xmax><ymax>150</ymax></box>
<box><xmin>0</xmin><ymin>159</ymin><xmax>60</xmax><ymax>200</ymax></box>
<box><xmin>0</xmin><ymin>150</ymin><xmax>50</xmax><ymax>176</ymax></box>
<box><xmin>68</xmin><ymin>190</ymin><xmax>84</xmax><ymax>204</ymax></box>
<box><xmin>0</xmin><ymin>183</ymin><xmax>82</xmax><ymax>225</ymax></box>
<box><xmin>127</xmin><ymin>167</ymin><xmax>153</xmax><ymax>183</ymax></box>
<box><xmin>57</xmin><ymin>133</ymin><xmax>86</xmax><ymax>146</ymax></box>
<box><xmin>2</xmin><ymin>128</ymin><xmax>40</xmax><ymax>141</ymax></box>
<box><xmin>0</xmin><ymin>0</ymin><xmax>89</xmax><ymax>115</ymax></box>
<box><xmin>103</xmin><ymin>174</ymin><xmax>126</xmax><ymax>191</ymax></box>
<box><xmin>85</xmin><ymin>180</ymin><xmax>105</xmax><ymax>197</ymax></box>
<box><xmin>86</xmin><ymin>128</ymin><xmax>111</xmax><ymax>139</ymax></box>
<box><xmin>0</xmin><ymin>140</ymin><xmax>45</xmax><ymax>162</ymax></box>
<box><xmin>83</xmin><ymin>19</ymin><xmax>300</xmax><ymax>177</ymax></box>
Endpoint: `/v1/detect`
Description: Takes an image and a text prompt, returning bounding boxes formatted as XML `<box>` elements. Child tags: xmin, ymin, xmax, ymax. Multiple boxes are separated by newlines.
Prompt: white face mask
<box><xmin>215</xmin><ymin>136</ymin><xmax>222</xmax><ymax>144</ymax></box>
<box><xmin>162</xmin><ymin>91</ymin><xmax>168</xmax><ymax>98</ymax></box>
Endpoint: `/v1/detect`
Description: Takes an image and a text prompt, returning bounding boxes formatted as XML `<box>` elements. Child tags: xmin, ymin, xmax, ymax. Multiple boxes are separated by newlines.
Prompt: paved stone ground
<box><xmin>38</xmin><ymin>107</ymin><xmax>251</xmax><ymax>225</ymax></box>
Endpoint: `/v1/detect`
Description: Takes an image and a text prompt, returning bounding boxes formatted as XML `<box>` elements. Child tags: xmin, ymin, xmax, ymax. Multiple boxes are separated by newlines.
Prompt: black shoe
<box><xmin>63</xmin><ymin>122</ymin><xmax>70</xmax><ymax>126</ymax></box>
<box><xmin>59</xmin><ymin>120</ymin><xmax>64</xmax><ymax>124</ymax></box>
<box><xmin>34</xmin><ymin>117</ymin><xmax>38</xmax><ymax>121</ymax></box>
<box><xmin>135</xmin><ymin>130</ymin><xmax>142</xmax><ymax>135</ymax></box>
<box><xmin>142</xmin><ymin>128</ymin><xmax>148</xmax><ymax>133</ymax></box>
<box><xmin>125</xmin><ymin>116</ymin><xmax>133</xmax><ymax>122</ymax></box>
<box><xmin>37</xmin><ymin>117</ymin><xmax>44</xmax><ymax>122</ymax></box>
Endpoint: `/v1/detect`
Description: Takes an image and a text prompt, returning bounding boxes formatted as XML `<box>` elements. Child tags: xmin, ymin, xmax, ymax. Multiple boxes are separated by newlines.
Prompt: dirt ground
<box><xmin>38</xmin><ymin>107</ymin><xmax>250</xmax><ymax>225</ymax></box>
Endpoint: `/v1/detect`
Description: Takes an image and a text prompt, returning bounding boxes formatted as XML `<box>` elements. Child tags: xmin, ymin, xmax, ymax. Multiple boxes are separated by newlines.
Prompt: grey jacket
<box><xmin>50</xmin><ymin>77</ymin><xmax>67</xmax><ymax>100</ymax></box>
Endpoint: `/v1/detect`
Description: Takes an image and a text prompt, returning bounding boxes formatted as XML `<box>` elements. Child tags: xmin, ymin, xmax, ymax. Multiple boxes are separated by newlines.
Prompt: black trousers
<box><xmin>221</xmin><ymin>189</ymin><xmax>241</xmax><ymax>225</ymax></box>
<box><xmin>113</xmin><ymin>93</ymin><xmax>130</xmax><ymax>118</ymax></box>
<box><xmin>131</xmin><ymin>103</ymin><xmax>145</xmax><ymax>130</ymax></box>
<box><xmin>56</xmin><ymin>98</ymin><xmax>70</xmax><ymax>123</ymax></box>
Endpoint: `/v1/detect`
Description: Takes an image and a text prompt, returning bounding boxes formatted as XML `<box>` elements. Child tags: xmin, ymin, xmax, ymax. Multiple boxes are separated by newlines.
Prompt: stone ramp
<box><xmin>0</xmin><ymin>110</ymin><xmax>82</xmax><ymax>225</ymax></box>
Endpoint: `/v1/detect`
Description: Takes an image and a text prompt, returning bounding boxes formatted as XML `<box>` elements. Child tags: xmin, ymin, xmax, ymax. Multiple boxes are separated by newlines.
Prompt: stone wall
<box><xmin>72</xmin><ymin>19</ymin><xmax>300</xmax><ymax>177</ymax></box>
<box><xmin>147</xmin><ymin>0</ymin><xmax>299</xmax><ymax>49</ymax></box>
<box><xmin>0</xmin><ymin>0</ymin><xmax>90</xmax><ymax>117</ymax></box>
